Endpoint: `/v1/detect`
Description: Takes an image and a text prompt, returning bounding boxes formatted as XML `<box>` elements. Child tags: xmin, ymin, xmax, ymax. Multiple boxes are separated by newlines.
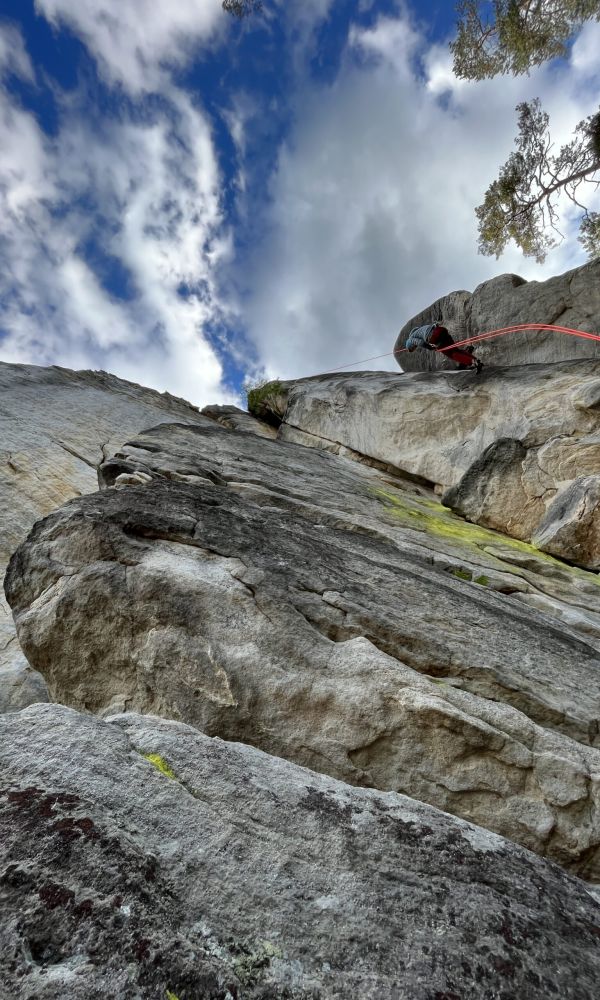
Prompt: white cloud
<box><xmin>0</xmin><ymin>79</ymin><xmax>232</xmax><ymax>405</ymax></box>
<box><xmin>35</xmin><ymin>0</ymin><xmax>227</xmax><ymax>92</ymax></box>
<box><xmin>349</xmin><ymin>15</ymin><xmax>419</xmax><ymax>76</ymax></box>
<box><xmin>2</xmin><ymin>4</ymin><xmax>598</xmax><ymax>404</ymax></box>
<box><xmin>424</xmin><ymin>42</ymin><xmax>465</xmax><ymax>97</ymax></box>
<box><xmin>571</xmin><ymin>20</ymin><xmax>600</xmax><ymax>77</ymax></box>
<box><xmin>0</xmin><ymin>22</ymin><xmax>35</xmax><ymax>82</ymax></box>
<box><xmin>0</xmin><ymin>97</ymin><xmax>55</xmax><ymax>213</ymax></box>
<box><xmin>242</xmin><ymin>11</ymin><xmax>600</xmax><ymax>381</ymax></box>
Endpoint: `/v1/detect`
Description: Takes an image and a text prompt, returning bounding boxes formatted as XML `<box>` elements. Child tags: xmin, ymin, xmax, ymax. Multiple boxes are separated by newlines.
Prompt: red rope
<box><xmin>319</xmin><ymin>323</ymin><xmax>600</xmax><ymax>374</ymax></box>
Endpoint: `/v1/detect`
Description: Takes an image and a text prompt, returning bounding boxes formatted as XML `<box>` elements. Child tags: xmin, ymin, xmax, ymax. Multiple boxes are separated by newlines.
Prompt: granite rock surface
<box><xmin>1</xmin><ymin>703</ymin><xmax>600</xmax><ymax>1000</ymax></box>
<box><xmin>394</xmin><ymin>259</ymin><xmax>600</xmax><ymax>371</ymax></box>
<box><xmin>7</xmin><ymin>420</ymin><xmax>600</xmax><ymax>878</ymax></box>
<box><xmin>201</xmin><ymin>404</ymin><xmax>278</xmax><ymax>439</ymax></box>
<box><xmin>0</xmin><ymin>362</ymin><xmax>208</xmax><ymax>710</ymax></box>
<box><xmin>259</xmin><ymin>361</ymin><xmax>600</xmax><ymax>568</ymax></box>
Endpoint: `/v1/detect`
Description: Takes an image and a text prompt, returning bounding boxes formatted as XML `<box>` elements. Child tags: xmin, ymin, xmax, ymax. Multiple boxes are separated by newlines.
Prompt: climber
<box><xmin>405</xmin><ymin>323</ymin><xmax>483</xmax><ymax>372</ymax></box>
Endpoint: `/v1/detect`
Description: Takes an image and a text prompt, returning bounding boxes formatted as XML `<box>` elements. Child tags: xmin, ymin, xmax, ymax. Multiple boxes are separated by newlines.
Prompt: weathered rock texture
<box><xmin>7</xmin><ymin>420</ymin><xmax>600</xmax><ymax>879</ymax></box>
<box><xmin>394</xmin><ymin>259</ymin><xmax>600</xmax><ymax>371</ymax></box>
<box><xmin>2</xmin><ymin>703</ymin><xmax>600</xmax><ymax>1000</ymax></box>
<box><xmin>201</xmin><ymin>403</ymin><xmax>278</xmax><ymax>439</ymax></box>
<box><xmin>0</xmin><ymin>362</ymin><xmax>208</xmax><ymax>710</ymax></box>
<box><xmin>259</xmin><ymin>361</ymin><xmax>600</xmax><ymax>568</ymax></box>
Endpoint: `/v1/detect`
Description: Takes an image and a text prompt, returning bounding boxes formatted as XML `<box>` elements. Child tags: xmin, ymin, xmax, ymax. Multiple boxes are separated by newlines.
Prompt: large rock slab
<box><xmin>0</xmin><ymin>362</ymin><xmax>209</xmax><ymax>708</ymax></box>
<box><xmin>1</xmin><ymin>703</ymin><xmax>600</xmax><ymax>999</ymax></box>
<box><xmin>6</xmin><ymin>421</ymin><xmax>600</xmax><ymax>878</ymax></box>
<box><xmin>394</xmin><ymin>259</ymin><xmax>600</xmax><ymax>371</ymax></box>
<box><xmin>266</xmin><ymin>361</ymin><xmax>600</xmax><ymax>568</ymax></box>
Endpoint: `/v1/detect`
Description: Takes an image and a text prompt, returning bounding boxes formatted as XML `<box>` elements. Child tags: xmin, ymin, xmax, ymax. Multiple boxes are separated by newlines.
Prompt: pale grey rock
<box><xmin>201</xmin><ymin>403</ymin><xmax>278</xmax><ymax>439</ymax></box>
<box><xmin>395</xmin><ymin>259</ymin><xmax>600</xmax><ymax>371</ymax></box>
<box><xmin>571</xmin><ymin>379</ymin><xmax>600</xmax><ymax>410</ymax></box>
<box><xmin>1</xmin><ymin>703</ymin><xmax>600</xmax><ymax>1000</ymax></box>
<box><xmin>442</xmin><ymin>439</ymin><xmax>542</xmax><ymax>540</ymax></box>
<box><xmin>513</xmin><ymin>590</ymin><xmax>600</xmax><ymax>642</ymax></box>
<box><xmin>533</xmin><ymin>476</ymin><xmax>600</xmax><ymax>570</ymax></box>
<box><xmin>0</xmin><ymin>656</ymin><xmax>49</xmax><ymax>713</ymax></box>
<box><xmin>0</xmin><ymin>362</ymin><xmax>209</xmax><ymax>703</ymax></box>
<box><xmin>272</xmin><ymin>361</ymin><xmax>600</xmax><ymax>568</ymax></box>
<box><xmin>0</xmin><ymin>593</ymin><xmax>49</xmax><ymax>711</ymax></box>
<box><xmin>7</xmin><ymin>421</ymin><xmax>600</xmax><ymax>877</ymax></box>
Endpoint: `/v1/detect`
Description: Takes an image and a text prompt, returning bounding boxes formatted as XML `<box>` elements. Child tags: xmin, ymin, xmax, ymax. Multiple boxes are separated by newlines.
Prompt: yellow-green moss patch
<box><xmin>372</xmin><ymin>486</ymin><xmax>600</xmax><ymax>587</ymax></box>
<box><xmin>142</xmin><ymin>753</ymin><xmax>178</xmax><ymax>780</ymax></box>
<box><xmin>450</xmin><ymin>567</ymin><xmax>472</xmax><ymax>581</ymax></box>
<box><xmin>246</xmin><ymin>379</ymin><xmax>284</xmax><ymax>415</ymax></box>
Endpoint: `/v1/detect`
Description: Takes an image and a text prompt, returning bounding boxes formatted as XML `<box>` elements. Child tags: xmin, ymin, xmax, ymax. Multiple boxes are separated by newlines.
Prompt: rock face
<box><xmin>201</xmin><ymin>403</ymin><xmax>278</xmax><ymax>439</ymax></box>
<box><xmin>394</xmin><ymin>259</ymin><xmax>600</xmax><ymax>370</ymax></box>
<box><xmin>260</xmin><ymin>361</ymin><xmax>600</xmax><ymax>569</ymax></box>
<box><xmin>7</xmin><ymin>419</ymin><xmax>600</xmax><ymax>879</ymax></box>
<box><xmin>532</xmin><ymin>476</ymin><xmax>600</xmax><ymax>570</ymax></box>
<box><xmin>0</xmin><ymin>362</ymin><xmax>208</xmax><ymax>710</ymax></box>
<box><xmin>2</xmin><ymin>703</ymin><xmax>600</xmax><ymax>1000</ymax></box>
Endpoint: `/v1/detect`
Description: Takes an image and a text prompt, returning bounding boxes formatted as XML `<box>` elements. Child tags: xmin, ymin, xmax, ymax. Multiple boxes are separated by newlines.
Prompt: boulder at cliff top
<box><xmin>1</xmin><ymin>703</ymin><xmax>600</xmax><ymax>1000</ymax></box>
<box><xmin>264</xmin><ymin>360</ymin><xmax>600</xmax><ymax>569</ymax></box>
<box><xmin>394</xmin><ymin>259</ymin><xmax>600</xmax><ymax>371</ymax></box>
<box><xmin>0</xmin><ymin>362</ymin><xmax>209</xmax><ymax>710</ymax></box>
<box><xmin>7</xmin><ymin>419</ymin><xmax>600</xmax><ymax>879</ymax></box>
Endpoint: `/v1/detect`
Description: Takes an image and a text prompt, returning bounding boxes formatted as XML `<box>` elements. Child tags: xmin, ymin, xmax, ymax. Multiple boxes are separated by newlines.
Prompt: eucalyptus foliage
<box><xmin>477</xmin><ymin>100</ymin><xmax>600</xmax><ymax>261</ymax></box>
<box><xmin>452</xmin><ymin>1</ymin><xmax>600</xmax><ymax>260</ymax></box>
<box><xmin>222</xmin><ymin>0</ymin><xmax>262</xmax><ymax>18</ymax></box>
<box><xmin>452</xmin><ymin>0</ymin><xmax>600</xmax><ymax>78</ymax></box>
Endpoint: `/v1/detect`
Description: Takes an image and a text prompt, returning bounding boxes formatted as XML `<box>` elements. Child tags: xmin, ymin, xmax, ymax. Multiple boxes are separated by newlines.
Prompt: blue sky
<box><xmin>1</xmin><ymin>1</ymin><xmax>599</xmax><ymax>405</ymax></box>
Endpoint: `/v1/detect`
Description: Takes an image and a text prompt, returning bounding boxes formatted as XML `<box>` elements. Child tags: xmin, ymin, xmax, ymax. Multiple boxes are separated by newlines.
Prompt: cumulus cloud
<box><xmin>0</xmin><ymin>4</ymin><xmax>241</xmax><ymax>406</ymax></box>
<box><xmin>0</xmin><ymin>51</ymin><xmax>231</xmax><ymax>404</ymax></box>
<box><xmin>571</xmin><ymin>20</ymin><xmax>600</xmax><ymax>78</ymax></box>
<box><xmin>34</xmin><ymin>0</ymin><xmax>226</xmax><ymax>92</ymax></box>
<box><xmin>242</xmin><ymin>10</ymin><xmax>600</xmax><ymax>381</ymax></box>
<box><xmin>349</xmin><ymin>14</ymin><xmax>419</xmax><ymax>75</ymax></box>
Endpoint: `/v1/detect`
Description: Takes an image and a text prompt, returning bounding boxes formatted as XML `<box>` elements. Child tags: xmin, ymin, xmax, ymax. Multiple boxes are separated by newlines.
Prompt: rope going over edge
<box><xmin>318</xmin><ymin>323</ymin><xmax>600</xmax><ymax>375</ymax></box>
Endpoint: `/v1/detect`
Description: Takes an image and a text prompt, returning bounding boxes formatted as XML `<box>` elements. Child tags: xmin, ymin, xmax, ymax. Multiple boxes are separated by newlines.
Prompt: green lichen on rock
<box><xmin>142</xmin><ymin>752</ymin><xmax>178</xmax><ymax>780</ymax></box>
<box><xmin>375</xmin><ymin>487</ymin><xmax>532</xmax><ymax>550</ymax></box>
<box><xmin>245</xmin><ymin>379</ymin><xmax>284</xmax><ymax>417</ymax></box>
<box><xmin>232</xmin><ymin>940</ymin><xmax>283</xmax><ymax>986</ymax></box>
<box><xmin>475</xmin><ymin>574</ymin><xmax>490</xmax><ymax>586</ymax></box>
<box><xmin>373</xmin><ymin>487</ymin><xmax>600</xmax><ymax>587</ymax></box>
<box><xmin>165</xmin><ymin>992</ymin><xmax>180</xmax><ymax>1000</ymax></box>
